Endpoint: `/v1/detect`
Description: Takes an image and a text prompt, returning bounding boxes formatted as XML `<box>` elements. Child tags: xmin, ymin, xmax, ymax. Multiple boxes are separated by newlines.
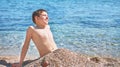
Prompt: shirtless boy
<box><xmin>12</xmin><ymin>9</ymin><xmax>58</xmax><ymax>67</ymax></box>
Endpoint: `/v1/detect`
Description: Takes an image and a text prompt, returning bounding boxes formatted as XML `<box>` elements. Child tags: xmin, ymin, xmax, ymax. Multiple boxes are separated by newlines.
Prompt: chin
<box><xmin>45</xmin><ymin>22</ymin><xmax>48</xmax><ymax>25</ymax></box>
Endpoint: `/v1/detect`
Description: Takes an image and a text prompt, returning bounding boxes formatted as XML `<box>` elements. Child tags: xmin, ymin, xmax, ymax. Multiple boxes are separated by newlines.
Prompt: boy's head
<box><xmin>32</xmin><ymin>9</ymin><xmax>48</xmax><ymax>24</ymax></box>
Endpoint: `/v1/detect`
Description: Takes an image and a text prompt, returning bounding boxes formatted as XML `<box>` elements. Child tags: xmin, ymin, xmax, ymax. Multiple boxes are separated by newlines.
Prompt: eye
<box><xmin>43</xmin><ymin>15</ymin><xmax>47</xmax><ymax>16</ymax></box>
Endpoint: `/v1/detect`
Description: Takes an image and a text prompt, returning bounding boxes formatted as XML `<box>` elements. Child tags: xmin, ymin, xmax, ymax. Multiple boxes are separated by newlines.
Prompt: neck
<box><xmin>36</xmin><ymin>25</ymin><xmax>48</xmax><ymax>29</ymax></box>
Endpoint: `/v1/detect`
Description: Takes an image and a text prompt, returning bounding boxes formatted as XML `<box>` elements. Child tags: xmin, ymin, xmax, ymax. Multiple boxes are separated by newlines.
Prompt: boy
<box><xmin>12</xmin><ymin>9</ymin><xmax>58</xmax><ymax>67</ymax></box>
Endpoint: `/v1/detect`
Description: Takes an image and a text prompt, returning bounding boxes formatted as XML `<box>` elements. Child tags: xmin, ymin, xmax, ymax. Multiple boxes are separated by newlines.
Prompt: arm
<box><xmin>19</xmin><ymin>27</ymin><xmax>32</xmax><ymax>66</ymax></box>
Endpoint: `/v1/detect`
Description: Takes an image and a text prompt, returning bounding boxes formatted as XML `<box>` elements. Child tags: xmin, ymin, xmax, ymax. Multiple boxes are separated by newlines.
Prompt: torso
<box><xmin>30</xmin><ymin>26</ymin><xmax>57</xmax><ymax>57</ymax></box>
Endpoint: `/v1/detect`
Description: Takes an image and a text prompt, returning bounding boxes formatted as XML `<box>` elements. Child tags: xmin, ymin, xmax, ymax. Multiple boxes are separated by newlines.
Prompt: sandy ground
<box><xmin>0</xmin><ymin>48</ymin><xmax>120</xmax><ymax>67</ymax></box>
<box><xmin>0</xmin><ymin>55</ymin><xmax>38</xmax><ymax>67</ymax></box>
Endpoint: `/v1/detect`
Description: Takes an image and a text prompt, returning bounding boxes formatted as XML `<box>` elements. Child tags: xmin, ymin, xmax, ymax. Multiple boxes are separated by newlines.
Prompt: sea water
<box><xmin>0</xmin><ymin>0</ymin><xmax>120</xmax><ymax>58</ymax></box>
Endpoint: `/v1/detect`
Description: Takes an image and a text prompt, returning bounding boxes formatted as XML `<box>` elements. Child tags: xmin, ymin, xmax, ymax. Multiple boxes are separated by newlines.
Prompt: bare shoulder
<box><xmin>29</xmin><ymin>26</ymin><xmax>34</xmax><ymax>29</ymax></box>
<box><xmin>27</xmin><ymin>26</ymin><xmax>35</xmax><ymax>31</ymax></box>
<box><xmin>26</xmin><ymin>26</ymin><xmax>35</xmax><ymax>34</ymax></box>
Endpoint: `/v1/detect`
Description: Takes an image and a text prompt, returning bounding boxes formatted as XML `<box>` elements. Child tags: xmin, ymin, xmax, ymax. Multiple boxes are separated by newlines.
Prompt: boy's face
<box><xmin>36</xmin><ymin>11</ymin><xmax>49</xmax><ymax>26</ymax></box>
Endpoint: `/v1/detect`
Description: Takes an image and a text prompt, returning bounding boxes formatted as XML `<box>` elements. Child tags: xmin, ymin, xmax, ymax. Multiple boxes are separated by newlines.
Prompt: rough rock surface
<box><xmin>24</xmin><ymin>48</ymin><xmax>120</xmax><ymax>67</ymax></box>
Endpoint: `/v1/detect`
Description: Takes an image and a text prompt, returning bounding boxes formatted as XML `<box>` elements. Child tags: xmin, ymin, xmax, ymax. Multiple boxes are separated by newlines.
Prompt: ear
<box><xmin>35</xmin><ymin>16</ymin><xmax>38</xmax><ymax>21</ymax></box>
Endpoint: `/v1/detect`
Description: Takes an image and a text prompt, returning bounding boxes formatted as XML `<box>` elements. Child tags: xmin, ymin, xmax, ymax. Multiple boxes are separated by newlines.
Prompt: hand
<box><xmin>41</xmin><ymin>60</ymin><xmax>50</xmax><ymax>67</ymax></box>
<box><xmin>11</xmin><ymin>63</ymin><xmax>21</xmax><ymax>67</ymax></box>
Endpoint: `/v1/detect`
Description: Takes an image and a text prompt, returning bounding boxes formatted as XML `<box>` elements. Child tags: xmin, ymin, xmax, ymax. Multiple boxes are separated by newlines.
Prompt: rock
<box><xmin>24</xmin><ymin>48</ymin><xmax>120</xmax><ymax>67</ymax></box>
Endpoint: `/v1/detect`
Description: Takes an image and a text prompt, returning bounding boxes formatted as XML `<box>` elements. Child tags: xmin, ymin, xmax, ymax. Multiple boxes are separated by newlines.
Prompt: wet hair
<box><xmin>32</xmin><ymin>9</ymin><xmax>47</xmax><ymax>24</ymax></box>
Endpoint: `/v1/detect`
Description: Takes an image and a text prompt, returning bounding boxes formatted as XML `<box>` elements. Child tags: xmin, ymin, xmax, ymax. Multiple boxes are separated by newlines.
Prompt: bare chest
<box><xmin>33</xmin><ymin>29</ymin><xmax>53</xmax><ymax>40</ymax></box>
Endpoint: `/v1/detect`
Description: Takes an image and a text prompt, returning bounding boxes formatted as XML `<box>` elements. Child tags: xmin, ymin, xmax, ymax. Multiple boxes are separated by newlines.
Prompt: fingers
<box><xmin>41</xmin><ymin>60</ymin><xmax>50</xmax><ymax>67</ymax></box>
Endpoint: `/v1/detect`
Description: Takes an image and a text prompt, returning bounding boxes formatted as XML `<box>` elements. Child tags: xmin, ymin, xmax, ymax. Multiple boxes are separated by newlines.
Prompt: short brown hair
<box><xmin>32</xmin><ymin>9</ymin><xmax>47</xmax><ymax>24</ymax></box>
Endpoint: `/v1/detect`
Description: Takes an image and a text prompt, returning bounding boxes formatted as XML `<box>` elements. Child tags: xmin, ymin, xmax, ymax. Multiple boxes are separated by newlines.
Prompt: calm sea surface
<box><xmin>0</xmin><ymin>0</ymin><xmax>120</xmax><ymax>58</ymax></box>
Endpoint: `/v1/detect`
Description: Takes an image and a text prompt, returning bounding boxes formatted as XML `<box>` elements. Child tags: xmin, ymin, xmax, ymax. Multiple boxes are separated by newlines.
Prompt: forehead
<box><xmin>40</xmin><ymin>11</ymin><xmax>48</xmax><ymax>15</ymax></box>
